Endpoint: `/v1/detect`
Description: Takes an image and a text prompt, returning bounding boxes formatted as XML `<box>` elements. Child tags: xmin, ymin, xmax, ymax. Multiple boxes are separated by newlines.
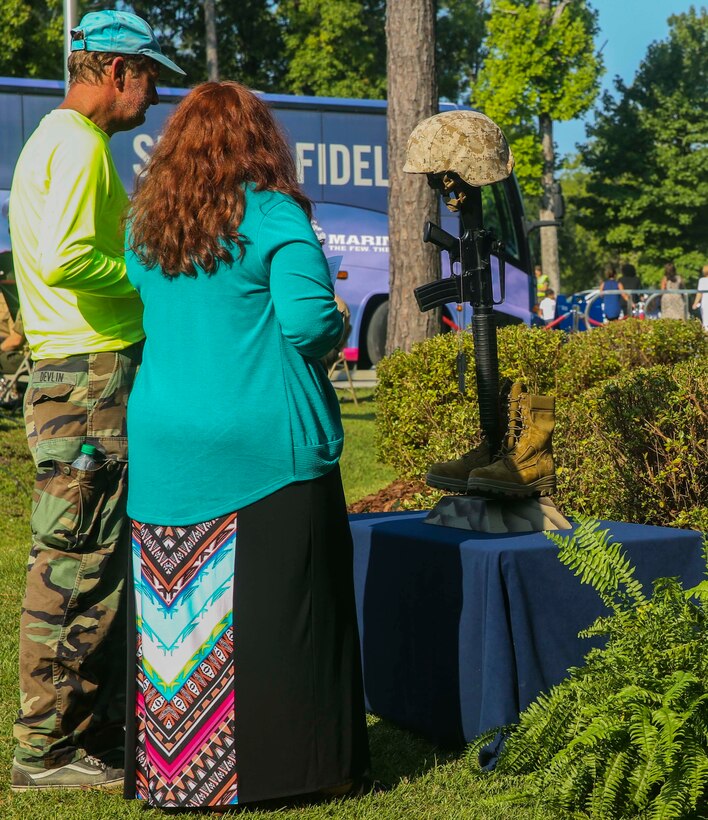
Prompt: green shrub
<box><xmin>469</xmin><ymin>519</ymin><xmax>708</xmax><ymax>819</ymax></box>
<box><xmin>376</xmin><ymin>321</ymin><xmax>708</xmax><ymax>523</ymax></box>
<box><xmin>375</xmin><ymin>326</ymin><xmax>564</xmax><ymax>477</ymax></box>
<box><xmin>556</xmin><ymin>358</ymin><xmax>708</xmax><ymax>528</ymax></box>
<box><xmin>555</xmin><ymin>319</ymin><xmax>708</xmax><ymax>397</ymax></box>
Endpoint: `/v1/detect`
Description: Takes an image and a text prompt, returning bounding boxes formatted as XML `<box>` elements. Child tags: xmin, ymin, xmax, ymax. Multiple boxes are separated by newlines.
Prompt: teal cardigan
<box><xmin>125</xmin><ymin>187</ymin><xmax>344</xmax><ymax>525</ymax></box>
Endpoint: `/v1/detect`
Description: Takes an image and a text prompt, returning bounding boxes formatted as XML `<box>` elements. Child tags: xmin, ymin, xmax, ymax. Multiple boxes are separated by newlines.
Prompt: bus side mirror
<box><xmin>550</xmin><ymin>182</ymin><xmax>565</xmax><ymax>220</ymax></box>
<box><xmin>525</xmin><ymin>184</ymin><xmax>565</xmax><ymax>234</ymax></box>
<box><xmin>541</xmin><ymin>182</ymin><xmax>565</xmax><ymax>220</ymax></box>
<box><xmin>525</xmin><ymin>219</ymin><xmax>562</xmax><ymax>233</ymax></box>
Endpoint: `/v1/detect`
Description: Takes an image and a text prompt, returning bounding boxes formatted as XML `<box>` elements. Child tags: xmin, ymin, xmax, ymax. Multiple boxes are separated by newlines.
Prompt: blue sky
<box><xmin>554</xmin><ymin>0</ymin><xmax>699</xmax><ymax>158</ymax></box>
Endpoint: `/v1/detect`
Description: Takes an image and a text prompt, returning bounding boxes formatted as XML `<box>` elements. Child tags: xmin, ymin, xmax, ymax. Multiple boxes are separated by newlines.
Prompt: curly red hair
<box><xmin>128</xmin><ymin>81</ymin><xmax>312</xmax><ymax>277</ymax></box>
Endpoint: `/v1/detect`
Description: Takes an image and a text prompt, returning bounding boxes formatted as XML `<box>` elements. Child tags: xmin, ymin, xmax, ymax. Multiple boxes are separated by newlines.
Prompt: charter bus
<box><xmin>0</xmin><ymin>77</ymin><xmax>536</xmax><ymax>366</ymax></box>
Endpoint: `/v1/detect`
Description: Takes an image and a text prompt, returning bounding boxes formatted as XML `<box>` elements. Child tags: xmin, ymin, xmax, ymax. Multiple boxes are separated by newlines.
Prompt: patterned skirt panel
<box><xmin>132</xmin><ymin>513</ymin><xmax>239</xmax><ymax>808</ymax></box>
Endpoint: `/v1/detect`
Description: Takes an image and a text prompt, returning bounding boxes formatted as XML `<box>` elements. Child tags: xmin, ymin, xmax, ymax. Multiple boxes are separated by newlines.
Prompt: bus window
<box><xmin>481</xmin><ymin>183</ymin><xmax>520</xmax><ymax>261</ymax></box>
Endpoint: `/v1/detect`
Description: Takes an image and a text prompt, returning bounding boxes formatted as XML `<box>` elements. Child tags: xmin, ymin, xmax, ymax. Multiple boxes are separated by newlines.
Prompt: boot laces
<box><xmin>500</xmin><ymin>396</ymin><xmax>525</xmax><ymax>456</ymax></box>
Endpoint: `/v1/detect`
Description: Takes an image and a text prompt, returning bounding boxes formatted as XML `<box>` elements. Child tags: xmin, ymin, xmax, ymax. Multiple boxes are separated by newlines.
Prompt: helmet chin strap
<box><xmin>441</xmin><ymin>174</ymin><xmax>468</xmax><ymax>213</ymax></box>
<box><xmin>425</xmin><ymin>171</ymin><xmax>470</xmax><ymax>213</ymax></box>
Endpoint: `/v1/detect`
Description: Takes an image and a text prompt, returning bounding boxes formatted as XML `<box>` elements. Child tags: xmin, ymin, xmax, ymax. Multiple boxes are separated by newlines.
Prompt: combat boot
<box><xmin>466</xmin><ymin>390</ymin><xmax>556</xmax><ymax>498</ymax></box>
<box><xmin>425</xmin><ymin>439</ymin><xmax>494</xmax><ymax>492</ymax></box>
<box><xmin>425</xmin><ymin>381</ymin><xmax>524</xmax><ymax>492</ymax></box>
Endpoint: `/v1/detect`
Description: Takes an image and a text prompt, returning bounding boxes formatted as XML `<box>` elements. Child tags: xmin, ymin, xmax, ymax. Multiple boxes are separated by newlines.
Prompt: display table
<box><xmin>350</xmin><ymin>511</ymin><xmax>705</xmax><ymax>750</ymax></box>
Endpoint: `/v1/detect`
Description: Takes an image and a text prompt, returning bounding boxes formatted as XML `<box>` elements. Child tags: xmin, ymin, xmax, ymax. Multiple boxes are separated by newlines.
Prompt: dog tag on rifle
<box><xmin>457</xmin><ymin>351</ymin><xmax>466</xmax><ymax>393</ymax></box>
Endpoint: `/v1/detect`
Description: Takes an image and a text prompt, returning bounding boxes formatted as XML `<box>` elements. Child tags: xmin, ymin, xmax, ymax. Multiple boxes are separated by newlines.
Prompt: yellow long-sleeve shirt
<box><xmin>9</xmin><ymin>109</ymin><xmax>144</xmax><ymax>359</ymax></box>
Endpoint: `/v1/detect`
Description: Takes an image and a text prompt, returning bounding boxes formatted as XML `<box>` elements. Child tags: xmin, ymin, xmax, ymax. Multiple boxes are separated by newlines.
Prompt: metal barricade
<box><xmin>578</xmin><ymin>288</ymin><xmax>699</xmax><ymax>331</ymax></box>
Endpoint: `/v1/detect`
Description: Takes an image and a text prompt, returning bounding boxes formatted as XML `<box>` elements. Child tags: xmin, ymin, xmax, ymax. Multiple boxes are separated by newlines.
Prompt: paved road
<box><xmin>330</xmin><ymin>367</ymin><xmax>377</xmax><ymax>390</ymax></box>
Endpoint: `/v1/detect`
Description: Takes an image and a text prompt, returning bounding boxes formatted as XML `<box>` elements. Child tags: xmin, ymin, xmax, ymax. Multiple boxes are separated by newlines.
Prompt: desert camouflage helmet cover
<box><xmin>404</xmin><ymin>110</ymin><xmax>514</xmax><ymax>186</ymax></box>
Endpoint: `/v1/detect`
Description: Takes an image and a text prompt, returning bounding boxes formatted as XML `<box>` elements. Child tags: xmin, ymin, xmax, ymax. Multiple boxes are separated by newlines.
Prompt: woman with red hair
<box><xmin>124</xmin><ymin>82</ymin><xmax>370</xmax><ymax>809</ymax></box>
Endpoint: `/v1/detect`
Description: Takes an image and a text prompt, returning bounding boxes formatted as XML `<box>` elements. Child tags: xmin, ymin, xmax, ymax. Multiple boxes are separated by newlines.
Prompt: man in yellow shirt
<box><xmin>534</xmin><ymin>263</ymin><xmax>550</xmax><ymax>302</ymax></box>
<box><xmin>9</xmin><ymin>10</ymin><xmax>184</xmax><ymax>791</ymax></box>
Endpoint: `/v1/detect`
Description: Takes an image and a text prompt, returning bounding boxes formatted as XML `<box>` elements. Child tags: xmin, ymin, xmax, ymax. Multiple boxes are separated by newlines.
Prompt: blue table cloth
<box><xmin>350</xmin><ymin>511</ymin><xmax>705</xmax><ymax>748</ymax></box>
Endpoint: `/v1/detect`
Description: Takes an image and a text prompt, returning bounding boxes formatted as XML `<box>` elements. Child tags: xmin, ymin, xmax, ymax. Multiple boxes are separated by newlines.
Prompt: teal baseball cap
<box><xmin>70</xmin><ymin>10</ymin><xmax>186</xmax><ymax>76</ymax></box>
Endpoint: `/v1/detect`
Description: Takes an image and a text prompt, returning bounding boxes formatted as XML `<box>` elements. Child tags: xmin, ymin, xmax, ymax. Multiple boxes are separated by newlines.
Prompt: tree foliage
<box><xmin>277</xmin><ymin>0</ymin><xmax>386</xmax><ymax>98</ymax></box>
<box><xmin>1</xmin><ymin>0</ymin><xmax>486</xmax><ymax>102</ymax></box>
<box><xmin>558</xmin><ymin>156</ymin><xmax>607</xmax><ymax>292</ymax></box>
<box><xmin>472</xmin><ymin>0</ymin><xmax>602</xmax><ymax>197</ymax></box>
<box><xmin>130</xmin><ymin>0</ymin><xmax>287</xmax><ymax>89</ymax></box>
<box><xmin>436</xmin><ymin>0</ymin><xmax>487</xmax><ymax>102</ymax></box>
<box><xmin>579</xmin><ymin>8</ymin><xmax>708</xmax><ymax>283</ymax></box>
<box><xmin>0</xmin><ymin>0</ymin><xmax>63</xmax><ymax>79</ymax></box>
<box><xmin>276</xmin><ymin>0</ymin><xmax>486</xmax><ymax>101</ymax></box>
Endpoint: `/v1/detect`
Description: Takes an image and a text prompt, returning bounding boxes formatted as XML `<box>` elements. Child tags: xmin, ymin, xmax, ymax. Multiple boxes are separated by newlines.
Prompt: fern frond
<box><xmin>627</xmin><ymin>705</ymin><xmax>664</xmax><ymax>808</ymax></box>
<box><xmin>546</xmin><ymin>516</ymin><xmax>647</xmax><ymax>611</ymax></box>
<box><xmin>554</xmin><ymin>760</ymin><xmax>594</xmax><ymax>812</ymax></box>
<box><xmin>628</xmin><ymin>704</ymin><xmax>660</xmax><ymax>750</ymax></box>
<box><xmin>495</xmin><ymin>690</ymin><xmax>578</xmax><ymax>773</ymax></box>
<box><xmin>566</xmin><ymin>713</ymin><xmax>624</xmax><ymax>753</ymax></box>
<box><xmin>618</xmin><ymin>685</ymin><xmax>663</xmax><ymax>709</ymax></box>
<box><xmin>683</xmin><ymin>747</ymin><xmax>708</xmax><ymax>810</ymax></box>
<box><xmin>649</xmin><ymin>769</ymin><xmax>690</xmax><ymax>820</ymax></box>
<box><xmin>686</xmin><ymin>579</ymin><xmax>708</xmax><ymax>606</ymax></box>
<box><xmin>653</xmin><ymin>706</ymin><xmax>684</xmax><ymax>771</ymax></box>
<box><xmin>466</xmin><ymin>726</ymin><xmax>508</xmax><ymax>768</ymax></box>
<box><xmin>589</xmin><ymin>747</ymin><xmax>632</xmax><ymax>820</ymax></box>
<box><xmin>660</xmin><ymin>671</ymin><xmax>700</xmax><ymax>708</ymax></box>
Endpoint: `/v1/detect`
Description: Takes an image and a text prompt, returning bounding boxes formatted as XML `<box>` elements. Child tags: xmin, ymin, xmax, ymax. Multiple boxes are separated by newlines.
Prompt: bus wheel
<box><xmin>365</xmin><ymin>301</ymin><xmax>388</xmax><ymax>366</ymax></box>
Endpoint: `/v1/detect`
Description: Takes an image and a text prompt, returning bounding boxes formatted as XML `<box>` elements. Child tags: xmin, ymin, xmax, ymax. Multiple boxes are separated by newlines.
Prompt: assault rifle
<box><xmin>414</xmin><ymin>177</ymin><xmax>506</xmax><ymax>455</ymax></box>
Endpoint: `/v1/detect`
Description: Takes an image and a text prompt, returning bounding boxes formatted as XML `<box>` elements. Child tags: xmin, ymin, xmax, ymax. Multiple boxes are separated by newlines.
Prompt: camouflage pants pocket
<box><xmin>30</xmin><ymin>460</ymin><xmax>127</xmax><ymax>551</ymax></box>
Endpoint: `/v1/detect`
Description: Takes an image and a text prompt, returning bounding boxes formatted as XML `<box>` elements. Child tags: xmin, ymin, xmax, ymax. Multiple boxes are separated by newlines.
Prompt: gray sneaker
<box><xmin>10</xmin><ymin>753</ymin><xmax>124</xmax><ymax>791</ymax></box>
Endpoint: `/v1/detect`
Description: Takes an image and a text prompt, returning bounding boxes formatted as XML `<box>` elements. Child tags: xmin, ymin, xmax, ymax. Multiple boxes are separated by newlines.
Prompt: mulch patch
<box><xmin>346</xmin><ymin>478</ymin><xmax>429</xmax><ymax>514</ymax></box>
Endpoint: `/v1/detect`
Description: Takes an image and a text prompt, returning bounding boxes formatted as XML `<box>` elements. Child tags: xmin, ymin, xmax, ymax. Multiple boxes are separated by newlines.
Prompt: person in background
<box><xmin>692</xmin><ymin>264</ymin><xmax>708</xmax><ymax>331</ymax></box>
<box><xmin>534</xmin><ymin>263</ymin><xmax>550</xmax><ymax>302</ymax></box>
<box><xmin>0</xmin><ymin>295</ymin><xmax>27</xmax><ymax>407</ymax></box>
<box><xmin>8</xmin><ymin>9</ymin><xmax>184</xmax><ymax>792</ymax></box>
<box><xmin>539</xmin><ymin>288</ymin><xmax>556</xmax><ymax>325</ymax></box>
<box><xmin>618</xmin><ymin>262</ymin><xmax>642</xmax><ymax>317</ymax></box>
<box><xmin>311</xmin><ymin>218</ymin><xmax>352</xmax><ymax>369</ymax></box>
<box><xmin>0</xmin><ymin>296</ymin><xmax>25</xmax><ymax>375</ymax></box>
<box><xmin>660</xmin><ymin>262</ymin><xmax>687</xmax><ymax>320</ymax></box>
<box><xmin>599</xmin><ymin>264</ymin><xmax>627</xmax><ymax>322</ymax></box>
<box><xmin>124</xmin><ymin>81</ymin><xmax>371</xmax><ymax>810</ymax></box>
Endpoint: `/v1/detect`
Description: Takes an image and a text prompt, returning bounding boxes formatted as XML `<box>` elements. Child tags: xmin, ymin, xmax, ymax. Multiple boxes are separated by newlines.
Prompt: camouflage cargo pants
<box><xmin>14</xmin><ymin>344</ymin><xmax>142</xmax><ymax>767</ymax></box>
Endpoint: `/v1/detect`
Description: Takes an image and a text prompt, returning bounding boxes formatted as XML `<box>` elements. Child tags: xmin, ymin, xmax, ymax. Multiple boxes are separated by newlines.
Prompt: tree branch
<box><xmin>552</xmin><ymin>0</ymin><xmax>572</xmax><ymax>26</ymax></box>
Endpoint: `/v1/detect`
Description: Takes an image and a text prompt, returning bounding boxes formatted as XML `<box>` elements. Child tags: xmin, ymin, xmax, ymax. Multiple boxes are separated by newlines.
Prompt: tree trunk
<box><xmin>537</xmin><ymin>0</ymin><xmax>561</xmax><ymax>294</ymax></box>
<box><xmin>204</xmin><ymin>0</ymin><xmax>219</xmax><ymax>81</ymax></box>
<box><xmin>385</xmin><ymin>0</ymin><xmax>441</xmax><ymax>356</ymax></box>
<box><xmin>538</xmin><ymin>112</ymin><xmax>561</xmax><ymax>295</ymax></box>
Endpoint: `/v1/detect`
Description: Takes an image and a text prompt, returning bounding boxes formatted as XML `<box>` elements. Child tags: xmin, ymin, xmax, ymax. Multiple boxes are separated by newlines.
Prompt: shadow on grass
<box><xmin>367</xmin><ymin>716</ymin><xmax>463</xmax><ymax>786</ymax></box>
<box><xmin>341</xmin><ymin>411</ymin><xmax>376</xmax><ymax>422</ymax></box>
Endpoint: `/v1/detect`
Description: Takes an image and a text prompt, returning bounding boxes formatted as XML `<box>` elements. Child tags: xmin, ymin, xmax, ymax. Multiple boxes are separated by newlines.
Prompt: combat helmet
<box><xmin>404</xmin><ymin>110</ymin><xmax>514</xmax><ymax>187</ymax></box>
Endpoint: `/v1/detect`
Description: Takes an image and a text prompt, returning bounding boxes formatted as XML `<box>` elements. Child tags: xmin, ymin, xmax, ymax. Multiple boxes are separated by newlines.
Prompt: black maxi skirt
<box><xmin>124</xmin><ymin>465</ymin><xmax>370</xmax><ymax>808</ymax></box>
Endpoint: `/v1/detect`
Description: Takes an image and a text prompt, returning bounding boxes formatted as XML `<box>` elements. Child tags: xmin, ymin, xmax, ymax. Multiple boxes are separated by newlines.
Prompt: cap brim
<box><xmin>143</xmin><ymin>49</ymin><xmax>186</xmax><ymax>76</ymax></box>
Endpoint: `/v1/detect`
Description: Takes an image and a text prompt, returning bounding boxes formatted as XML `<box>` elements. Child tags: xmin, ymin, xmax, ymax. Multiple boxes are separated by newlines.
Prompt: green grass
<box><xmin>0</xmin><ymin>400</ymin><xmax>550</xmax><ymax>819</ymax></box>
<box><xmin>339</xmin><ymin>390</ymin><xmax>397</xmax><ymax>504</ymax></box>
